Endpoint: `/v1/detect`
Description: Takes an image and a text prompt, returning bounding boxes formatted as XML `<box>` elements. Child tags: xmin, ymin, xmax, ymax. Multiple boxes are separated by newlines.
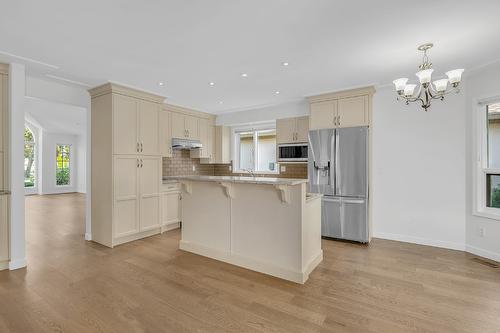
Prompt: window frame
<box><xmin>473</xmin><ymin>97</ymin><xmax>500</xmax><ymax>220</ymax></box>
<box><xmin>232</xmin><ymin>122</ymin><xmax>279</xmax><ymax>175</ymax></box>
<box><xmin>55</xmin><ymin>143</ymin><xmax>72</xmax><ymax>187</ymax></box>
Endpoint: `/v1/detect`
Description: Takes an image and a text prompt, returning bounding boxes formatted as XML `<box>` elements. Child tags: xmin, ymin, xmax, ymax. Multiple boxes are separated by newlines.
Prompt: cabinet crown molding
<box><xmin>88</xmin><ymin>82</ymin><xmax>166</xmax><ymax>103</ymax></box>
<box><xmin>0</xmin><ymin>63</ymin><xmax>9</xmax><ymax>75</ymax></box>
<box><xmin>164</xmin><ymin>103</ymin><xmax>215</xmax><ymax>121</ymax></box>
<box><xmin>307</xmin><ymin>86</ymin><xmax>375</xmax><ymax>103</ymax></box>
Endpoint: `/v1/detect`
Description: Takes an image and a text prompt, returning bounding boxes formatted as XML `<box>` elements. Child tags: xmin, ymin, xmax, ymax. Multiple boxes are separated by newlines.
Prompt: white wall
<box><xmin>371</xmin><ymin>86</ymin><xmax>466</xmax><ymax>250</ymax></box>
<box><xmin>26</xmin><ymin>76</ymin><xmax>89</xmax><ymax>108</ymax></box>
<box><xmin>465</xmin><ymin>61</ymin><xmax>500</xmax><ymax>261</ymax></box>
<box><xmin>76</xmin><ymin>134</ymin><xmax>86</xmax><ymax>193</ymax></box>
<box><xmin>40</xmin><ymin>132</ymin><xmax>79</xmax><ymax>194</ymax></box>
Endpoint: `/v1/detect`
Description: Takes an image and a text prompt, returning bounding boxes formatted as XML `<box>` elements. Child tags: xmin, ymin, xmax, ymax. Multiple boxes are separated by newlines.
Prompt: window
<box><xmin>56</xmin><ymin>144</ymin><xmax>71</xmax><ymax>186</ymax></box>
<box><xmin>235</xmin><ymin>128</ymin><xmax>277</xmax><ymax>173</ymax></box>
<box><xmin>486</xmin><ymin>103</ymin><xmax>500</xmax><ymax>208</ymax></box>
<box><xmin>475</xmin><ymin>101</ymin><xmax>500</xmax><ymax>218</ymax></box>
<box><xmin>24</xmin><ymin>126</ymin><xmax>36</xmax><ymax>188</ymax></box>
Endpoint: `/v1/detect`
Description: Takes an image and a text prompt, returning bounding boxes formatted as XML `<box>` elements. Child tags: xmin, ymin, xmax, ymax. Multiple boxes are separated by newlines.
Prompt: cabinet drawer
<box><xmin>161</xmin><ymin>182</ymin><xmax>180</xmax><ymax>192</ymax></box>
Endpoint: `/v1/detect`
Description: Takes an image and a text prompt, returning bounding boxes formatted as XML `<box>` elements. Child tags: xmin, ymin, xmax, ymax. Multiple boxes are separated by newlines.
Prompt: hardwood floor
<box><xmin>0</xmin><ymin>193</ymin><xmax>499</xmax><ymax>332</ymax></box>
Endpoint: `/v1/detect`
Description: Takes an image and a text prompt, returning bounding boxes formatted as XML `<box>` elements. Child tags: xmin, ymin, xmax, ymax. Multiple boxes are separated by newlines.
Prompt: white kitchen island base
<box><xmin>170</xmin><ymin>176</ymin><xmax>323</xmax><ymax>284</ymax></box>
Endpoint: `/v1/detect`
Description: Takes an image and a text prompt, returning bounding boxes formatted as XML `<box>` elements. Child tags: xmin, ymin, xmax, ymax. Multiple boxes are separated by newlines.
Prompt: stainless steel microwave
<box><xmin>278</xmin><ymin>143</ymin><xmax>308</xmax><ymax>162</ymax></box>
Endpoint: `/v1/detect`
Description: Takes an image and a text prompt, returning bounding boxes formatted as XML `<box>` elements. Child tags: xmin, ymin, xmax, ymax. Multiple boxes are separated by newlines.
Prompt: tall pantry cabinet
<box><xmin>0</xmin><ymin>64</ymin><xmax>9</xmax><ymax>270</ymax></box>
<box><xmin>89</xmin><ymin>83</ymin><xmax>165</xmax><ymax>247</ymax></box>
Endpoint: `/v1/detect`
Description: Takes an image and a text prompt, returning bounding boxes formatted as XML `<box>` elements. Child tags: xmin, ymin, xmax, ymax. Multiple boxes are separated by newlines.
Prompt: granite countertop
<box><xmin>0</xmin><ymin>190</ymin><xmax>11</xmax><ymax>196</ymax></box>
<box><xmin>163</xmin><ymin>175</ymin><xmax>308</xmax><ymax>186</ymax></box>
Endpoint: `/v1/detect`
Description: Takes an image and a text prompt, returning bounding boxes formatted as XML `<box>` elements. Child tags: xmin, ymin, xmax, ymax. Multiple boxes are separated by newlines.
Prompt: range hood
<box><xmin>172</xmin><ymin>138</ymin><xmax>203</xmax><ymax>150</ymax></box>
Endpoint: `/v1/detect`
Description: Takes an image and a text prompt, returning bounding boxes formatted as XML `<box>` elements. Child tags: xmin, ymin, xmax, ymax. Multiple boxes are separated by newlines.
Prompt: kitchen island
<box><xmin>164</xmin><ymin>175</ymin><xmax>322</xmax><ymax>284</ymax></box>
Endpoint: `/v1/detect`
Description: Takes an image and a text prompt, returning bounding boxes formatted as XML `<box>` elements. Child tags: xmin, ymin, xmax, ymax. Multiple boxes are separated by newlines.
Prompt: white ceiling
<box><xmin>2</xmin><ymin>1</ymin><xmax>500</xmax><ymax>114</ymax></box>
<box><xmin>25</xmin><ymin>97</ymin><xmax>86</xmax><ymax>135</ymax></box>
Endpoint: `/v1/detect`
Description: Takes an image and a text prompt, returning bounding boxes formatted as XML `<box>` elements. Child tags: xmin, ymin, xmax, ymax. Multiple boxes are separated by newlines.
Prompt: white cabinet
<box><xmin>308</xmin><ymin>88</ymin><xmax>373</xmax><ymax>130</ymax></box>
<box><xmin>194</xmin><ymin>118</ymin><xmax>211</xmax><ymax>159</ymax></box>
<box><xmin>159</xmin><ymin>109</ymin><xmax>173</xmax><ymax>157</ymax></box>
<box><xmin>171</xmin><ymin>112</ymin><xmax>199</xmax><ymax>139</ymax></box>
<box><xmin>214</xmin><ymin>126</ymin><xmax>231</xmax><ymax>164</ymax></box>
<box><xmin>113</xmin><ymin>94</ymin><xmax>160</xmax><ymax>155</ymax></box>
<box><xmin>90</xmin><ymin>83</ymin><xmax>165</xmax><ymax>248</ymax></box>
<box><xmin>276</xmin><ymin>116</ymin><xmax>309</xmax><ymax>143</ymax></box>
<box><xmin>337</xmin><ymin>95</ymin><xmax>368</xmax><ymax>128</ymax></box>
<box><xmin>161</xmin><ymin>182</ymin><xmax>181</xmax><ymax>231</ymax></box>
<box><xmin>0</xmin><ymin>195</ymin><xmax>8</xmax><ymax>266</ymax></box>
<box><xmin>309</xmin><ymin>100</ymin><xmax>337</xmax><ymax>130</ymax></box>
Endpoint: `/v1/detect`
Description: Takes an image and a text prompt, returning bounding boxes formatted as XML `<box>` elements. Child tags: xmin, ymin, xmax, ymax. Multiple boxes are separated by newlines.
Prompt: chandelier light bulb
<box><xmin>433</xmin><ymin>79</ymin><xmax>448</xmax><ymax>92</ymax></box>
<box><xmin>404</xmin><ymin>84</ymin><xmax>417</xmax><ymax>97</ymax></box>
<box><xmin>416</xmin><ymin>69</ymin><xmax>434</xmax><ymax>84</ymax></box>
<box><xmin>445</xmin><ymin>69</ymin><xmax>464</xmax><ymax>84</ymax></box>
<box><xmin>393</xmin><ymin>78</ymin><xmax>408</xmax><ymax>92</ymax></box>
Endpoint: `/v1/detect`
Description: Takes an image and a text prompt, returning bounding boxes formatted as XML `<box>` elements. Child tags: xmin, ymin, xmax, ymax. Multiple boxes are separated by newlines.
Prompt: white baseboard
<box><xmin>161</xmin><ymin>222</ymin><xmax>181</xmax><ymax>233</ymax></box>
<box><xmin>466</xmin><ymin>245</ymin><xmax>500</xmax><ymax>262</ymax></box>
<box><xmin>179</xmin><ymin>240</ymin><xmax>321</xmax><ymax>284</ymax></box>
<box><xmin>9</xmin><ymin>258</ymin><xmax>27</xmax><ymax>270</ymax></box>
<box><xmin>85</xmin><ymin>233</ymin><xmax>92</xmax><ymax>241</ymax></box>
<box><xmin>373</xmin><ymin>232</ymin><xmax>465</xmax><ymax>251</ymax></box>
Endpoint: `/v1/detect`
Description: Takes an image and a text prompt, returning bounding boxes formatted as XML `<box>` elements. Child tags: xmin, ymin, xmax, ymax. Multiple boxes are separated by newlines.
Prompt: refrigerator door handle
<box><xmin>342</xmin><ymin>199</ymin><xmax>365</xmax><ymax>204</ymax></box>
<box><xmin>335</xmin><ymin>130</ymin><xmax>340</xmax><ymax>196</ymax></box>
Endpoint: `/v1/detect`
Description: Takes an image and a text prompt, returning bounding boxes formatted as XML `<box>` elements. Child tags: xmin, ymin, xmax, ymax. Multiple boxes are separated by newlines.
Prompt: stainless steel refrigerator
<box><xmin>308</xmin><ymin>127</ymin><xmax>368</xmax><ymax>242</ymax></box>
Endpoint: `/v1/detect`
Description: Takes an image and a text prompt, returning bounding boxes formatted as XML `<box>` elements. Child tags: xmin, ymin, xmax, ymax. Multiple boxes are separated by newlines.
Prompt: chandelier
<box><xmin>393</xmin><ymin>43</ymin><xmax>464</xmax><ymax>111</ymax></box>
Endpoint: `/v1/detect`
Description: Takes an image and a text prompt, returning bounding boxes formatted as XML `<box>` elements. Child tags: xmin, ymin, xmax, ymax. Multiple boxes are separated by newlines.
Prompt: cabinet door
<box><xmin>309</xmin><ymin>100</ymin><xmax>337</xmax><ymax>130</ymax></box>
<box><xmin>171</xmin><ymin>112</ymin><xmax>186</xmax><ymax>138</ymax></box>
<box><xmin>139</xmin><ymin>156</ymin><xmax>160</xmax><ymax>231</ymax></box>
<box><xmin>113</xmin><ymin>94</ymin><xmax>138</xmax><ymax>155</ymax></box>
<box><xmin>0</xmin><ymin>152</ymin><xmax>3</xmax><ymax>191</ymax></box>
<box><xmin>295</xmin><ymin>116</ymin><xmax>309</xmax><ymax>142</ymax></box>
<box><xmin>0</xmin><ymin>195</ymin><xmax>8</xmax><ymax>262</ymax></box>
<box><xmin>165</xmin><ymin>192</ymin><xmax>181</xmax><ymax>224</ymax></box>
<box><xmin>215</xmin><ymin>126</ymin><xmax>230</xmax><ymax>164</ymax></box>
<box><xmin>0</xmin><ymin>75</ymin><xmax>3</xmax><ymax>150</ymax></box>
<box><xmin>185</xmin><ymin>115</ymin><xmax>199</xmax><ymax>139</ymax></box>
<box><xmin>197</xmin><ymin>118</ymin><xmax>209</xmax><ymax>158</ymax></box>
<box><xmin>337</xmin><ymin>96</ymin><xmax>368</xmax><ymax>128</ymax></box>
<box><xmin>114</xmin><ymin>156</ymin><xmax>139</xmax><ymax>237</ymax></box>
<box><xmin>276</xmin><ymin>118</ymin><xmax>296</xmax><ymax>144</ymax></box>
<box><xmin>139</xmin><ymin>100</ymin><xmax>159</xmax><ymax>155</ymax></box>
<box><xmin>159</xmin><ymin>110</ymin><xmax>172</xmax><ymax>157</ymax></box>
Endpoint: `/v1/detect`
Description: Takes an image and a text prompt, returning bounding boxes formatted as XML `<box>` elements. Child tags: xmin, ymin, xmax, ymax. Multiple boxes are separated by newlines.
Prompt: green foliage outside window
<box><xmin>24</xmin><ymin>127</ymin><xmax>35</xmax><ymax>188</ymax></box>
<box><xmin>56</xmin><ymin>144</ymin><xmax>71</xmax><ymax>186</ymax></box>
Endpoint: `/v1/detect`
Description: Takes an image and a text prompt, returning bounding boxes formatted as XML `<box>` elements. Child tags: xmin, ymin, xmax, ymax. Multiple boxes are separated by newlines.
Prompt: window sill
<box><xmin>473</xmin><ymin>209</ymin><xmax>500</xmax><ymax>221</ymax></box>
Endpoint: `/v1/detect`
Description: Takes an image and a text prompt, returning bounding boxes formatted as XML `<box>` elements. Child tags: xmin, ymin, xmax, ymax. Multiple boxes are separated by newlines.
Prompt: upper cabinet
<box><xmin>170</xmin><ymin>111</ymin><xmax>199</xmax><ymax>140</ymax></box>
<box><xmin>308</xmin><ymin>87</ymin><xmax>374</xmax><ymax>130</ymax></box>
<box><xmin>276</xmin><ymin>116</ymin><xmax>309</xmax><ymax>144</ymax></box>
<box><xmin>112</xmin><ymin>93</ymin><xmax>160</xmax><ymax>155</ymax></box>
<box><xmin>0</xmin><ymin>66</ymin><xmax>6</xmax><ymax>191</ymax></box>
<box><xmin>159</xmin><ymin>108</ymin><xmax>172</xmax><ymax>157</ymax></box>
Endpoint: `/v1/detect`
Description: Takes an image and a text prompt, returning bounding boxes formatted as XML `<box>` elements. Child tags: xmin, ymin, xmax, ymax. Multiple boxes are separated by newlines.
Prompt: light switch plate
<box><xmin>280</xmin><ymin>165</ymin><xmax>286</xmax><ymax>172</ymax></box>
<box><xmin>192</xmin><ymin>165</ymin><xmax>196</xmax><ymax>171</ymax></box>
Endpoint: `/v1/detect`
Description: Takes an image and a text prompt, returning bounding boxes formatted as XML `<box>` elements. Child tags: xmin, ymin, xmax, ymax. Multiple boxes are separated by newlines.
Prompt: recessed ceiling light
<box><xmin>281</xmin><ymin>62</ymin><xmax>289</xmax><ymax>66</ymax></box>
<box><xmin>209</xmin><ymin>82</ymin><xmax>216</xmax><ymax>86</ymax></box>
<box><xmin>275</xmin><ymin>91</ymin><xmax>280</xmax><ymax>94</ymax></box>
<box><xmin>241</xmin><ymin>73</ymin><xmax>248</xmax><ymax>77</ymax></box>
<box><xmin>218</xmin><ymin>101</ymin><xmax>224</xmax><ymax>104</ymax></box>
<box><xmin>159</xmin><ymin>82</ymin><xmax>164</xmax><ymax>86</ymax></box>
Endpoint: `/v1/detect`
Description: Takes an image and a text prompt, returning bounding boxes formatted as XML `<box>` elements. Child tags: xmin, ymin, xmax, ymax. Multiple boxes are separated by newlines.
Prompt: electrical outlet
<box><xmin>228</xmin><ymin>165</ymin><xmax>232</xmax><ymax>171</ymax></box>
<box><xmin>280</xmin><ymin>165</ymin><xmax>286</xmax><ymax>172</ymax></box>
<box><xmin>479</xmin><ymin>227</ymin><xmax>486</xmax><ymax>237</ymax></box>
<box><xmin>192</xmin><ymin>165</ymin><xmax>196</xmax><ymax>172</ymax></box>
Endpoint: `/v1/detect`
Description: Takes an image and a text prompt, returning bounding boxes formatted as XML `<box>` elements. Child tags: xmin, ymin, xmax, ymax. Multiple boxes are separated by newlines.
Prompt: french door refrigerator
<box><xmin>308</xmin><ymin>127</ymin><xmax>368</xmax><ymax>242</ymax></box>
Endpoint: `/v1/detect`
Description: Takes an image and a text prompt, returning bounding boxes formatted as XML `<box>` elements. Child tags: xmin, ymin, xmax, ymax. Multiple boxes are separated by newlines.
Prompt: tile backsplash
<box><xmin>162</xmin><ymin>150</ymin><xmax>214</xmax><ymax>176</ymax></box>
<box><xmin>162</xmin><ymin>150</ymin><xmax>307</xmax><ymax>179</ymax></box>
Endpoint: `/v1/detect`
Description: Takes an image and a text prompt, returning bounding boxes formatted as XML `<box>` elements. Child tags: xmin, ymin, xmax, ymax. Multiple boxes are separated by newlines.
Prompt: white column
<box><xmin>9</xmin><ymin>63</ymin><xmax>26</xmax><ymax>270</ymax></box>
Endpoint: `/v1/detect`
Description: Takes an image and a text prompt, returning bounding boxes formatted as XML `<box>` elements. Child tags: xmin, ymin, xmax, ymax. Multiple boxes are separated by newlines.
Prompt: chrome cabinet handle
<box><xmin>338</xmin><ymin>116</ymin><xmax>341</xmax><ymax>126</ymax></box>
<box><xmin>137</xmin><ymin>158</ymin><xmax>140</xmax><ymax>168</ymax></box>
<box><xmin>137</xmin><ymin>142</ymin><xmax>140</xmax><ymax>152</ymax></box>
